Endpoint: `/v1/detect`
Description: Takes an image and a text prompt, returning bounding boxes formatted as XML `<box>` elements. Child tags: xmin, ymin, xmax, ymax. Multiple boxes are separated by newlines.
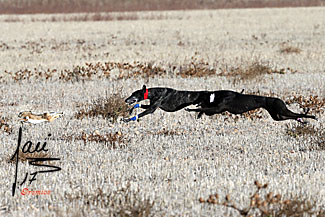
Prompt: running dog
<box><xmin>185</xmin><ymin>90</ymin><xmax>316</xmax><ymax>122</ymax></box>
<box><xmin>123</xmin><ymin>85</ymin><xmax>206</xmax><ymax>122</ymax></box>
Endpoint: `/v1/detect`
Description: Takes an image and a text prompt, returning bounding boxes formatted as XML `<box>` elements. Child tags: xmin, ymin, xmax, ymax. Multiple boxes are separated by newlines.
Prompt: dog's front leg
<box><xmin>129</xmin><ymin>104</ymin><xmax>151</xmax><ymax>115</ymax></box>
<box><xmin>128</xmin><ymin>103</ymin><xmax>140</xmax><ymax>115</ymax></box>
<box><xmin>123</xmin><ymin>101</ymin><xmax>162</xmax><ymax>122</ymax></box>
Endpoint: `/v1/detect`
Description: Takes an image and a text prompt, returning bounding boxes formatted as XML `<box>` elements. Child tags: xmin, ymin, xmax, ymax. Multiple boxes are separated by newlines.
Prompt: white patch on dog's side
<box><xmin>210</xmin><ymin>93</ymin><xmax>215</xmax><ymax>103</ymax></box>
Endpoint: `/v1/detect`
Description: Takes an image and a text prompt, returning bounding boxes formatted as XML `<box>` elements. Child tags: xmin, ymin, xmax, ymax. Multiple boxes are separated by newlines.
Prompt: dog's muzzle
<box><xmin>125</xmin><ymin>97</ymin><xmax>137</xmax><ymax>105</ymax></box>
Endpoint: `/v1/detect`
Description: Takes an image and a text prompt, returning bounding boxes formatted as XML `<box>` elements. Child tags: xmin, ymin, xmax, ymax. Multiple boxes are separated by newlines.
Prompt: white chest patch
<box><xmin>210</xmin><ymin>93</ymin><xmax>215</xmax><ymax>103</ymax></box>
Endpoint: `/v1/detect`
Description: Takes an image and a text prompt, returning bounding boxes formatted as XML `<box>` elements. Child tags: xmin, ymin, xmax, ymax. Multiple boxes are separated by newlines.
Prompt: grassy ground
<box><xmin>0</xmin><ymin>7</ymin><xmax>324</xmax><ymax>216</ymax></box>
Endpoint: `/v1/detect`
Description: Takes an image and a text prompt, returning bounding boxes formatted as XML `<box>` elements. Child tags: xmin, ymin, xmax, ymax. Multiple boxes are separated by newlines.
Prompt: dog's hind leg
<box><xmin>186</xmin><ymin>106</ymin><xmax>224</xmax><ymax>113</ymax></box>
<box><xmin>265</xmin><ymin>98</ymin><xmax>316</xmax><ymax>121</ymax></box>
<box><xmin>186</xmin><ymin>106</ymin><xmax>225</xmax><ymax>118</ymax></box>
<box><xmin>197</xmin><ymin>112</ymin><xmax>204</xmax><ymax>119</ymax></box>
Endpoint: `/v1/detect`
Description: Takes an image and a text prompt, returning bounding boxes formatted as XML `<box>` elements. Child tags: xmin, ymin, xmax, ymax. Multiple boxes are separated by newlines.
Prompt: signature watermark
<box><xmin>10</xmin><ymin>126</ymin><xmax>62</xmax><ymax>196</ymax></box>
<box><xmin>21</xmin><ymin>188</ymin><xmax>51</xmax><ymax>196</ymax></box>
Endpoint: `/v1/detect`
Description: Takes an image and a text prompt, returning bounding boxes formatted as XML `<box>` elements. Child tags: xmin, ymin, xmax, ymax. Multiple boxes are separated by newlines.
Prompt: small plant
<box><xmin>75</xmin><ymin>92</ymin><xmax>129</xmax><ymax>123</ymax></box>
<box><xmin>64</xmin><ymin>183</ymin><xmax>154</xmax><ymax>216</ymax></box>
<box><xmin>199</xmin><ymin>180</ymin><xmax>323</xmax><ymax>216</ymax></box>
<box><xmin>4</xmin><ymin>68</ymin><xmax>55</xmax><ymax>82</ymax></box>
<box><xmin>219</xmin><ymin>61</ymin><xmax>289</xmax><ymax>84</ymax></box>
<box><xmin>0</xmin><ymin>117</ymin><xmax>12</xmax><ymax>134</ymax></box>
<box><xmin>80</xmin><ymin>130</ymin><xmax>128</xmax><ymax>149</ymax></box>
<box><xmin>279</xmin><ymin>45</ymin><xmax>302</xmax><ymax>54</ymax></box>
<box><xmin>240</xmin><ymin>109</ymin><xmax>264</xmax><ymax>120</ymax></box>
<box><xmin>116</xmin><ymin>61</ymin><xmax>167</xmax><ymax>80</ymax></box>
<box><xmin>149</xmin><ymin>128</ymin><xmax>186</xmax><ymax>136</ymax></box>
<box><xmin>177</xmin><ymin>56</ymin><xmax>215</xmax><ymax>78</ymax></box>
<box><xmin>62</xmin><ymin>130</ymin><xmax>128</xmax><ymax>149</ymax></box>
<box><xmin>59</xmin><ymin>62</ymin><xmax>112</xmax><ymax>82</ymax></box>
<box><xmin>285</xmin><ymin>124</ymin><xmax>317</xmax><ymax>138</ymax></box>
<box><xmin>285</xmin><ymin>123</ymin><xmax>325</xmax><ymax>151</ymax></box>
<box><xmin>286</xmin><ymin>95</ymin><xmax>325</xmax><ymax>114</ymax></box>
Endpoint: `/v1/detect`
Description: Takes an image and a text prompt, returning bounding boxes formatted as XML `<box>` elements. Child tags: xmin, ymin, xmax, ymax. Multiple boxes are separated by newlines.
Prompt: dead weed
<box><xmin>177</xmin><ymin>56</ymin><xmax>216</xmax><ymax>78</ymax></box>
<box><xmin>62</xmin><ymin>130</ymin><xmax>128</xmax><ymax>149</ymax></box>
<box><xmin>199</xmin><ymin>180</ymin><xmax>324</xmax><ymax>216</ymax></box>
<box><xmin>64</xmin><ymin>183</ymin><xmax>154</xmax><ymax>216</ymax></box>
<box><xmin>75</xmin><ymin>92</ymin><xmax>128</xmax><ymax>123</ymax></box>
<box><xmin>286</xmin><ymin>95</ymin><xmax>325</xmax><ymax>114</ymax></box>
<box><xmin>279</xmin><ymin>45</ymin><xmax>302</xmax><ymax>54</ymax></box>
<box><xmin>285</xmin><ymin>123</ymin><xmax>324</xmax><ymax>151</ymax></box>
<box><xmin>219</xmin><ymin>61</ymin><xmax>293</xmax><ymax>84</ymax></box>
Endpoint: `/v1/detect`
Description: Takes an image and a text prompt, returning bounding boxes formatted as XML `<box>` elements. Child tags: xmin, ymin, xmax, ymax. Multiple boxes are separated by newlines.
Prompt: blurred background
<box><xmin>0</xmin><ymin>0</ymin><xmax>324</xmax><ymax>14</ymax></box>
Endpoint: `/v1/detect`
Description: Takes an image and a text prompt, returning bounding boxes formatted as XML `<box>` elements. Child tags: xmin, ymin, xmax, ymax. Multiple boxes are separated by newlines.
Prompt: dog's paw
<box><xmin>297</xmin><ymin>118</ymin><xmax>308</xmax><ymax>125</ymax></box>
<box><xmin>122</xmin><ymin>118</ymin><xmax>130</xmax><ymax>123</ymax></box>
<box><xmin>122</xmin><ymin>115</ymin><xmax>138</xmax><ymax>123</ymax></box>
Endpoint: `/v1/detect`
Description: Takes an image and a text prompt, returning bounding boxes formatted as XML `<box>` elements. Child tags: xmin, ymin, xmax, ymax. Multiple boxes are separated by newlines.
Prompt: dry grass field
<box><xmin>0</xmin><ymin>7</ymin><xmax>324</xmax><ymax>216</ymax></box>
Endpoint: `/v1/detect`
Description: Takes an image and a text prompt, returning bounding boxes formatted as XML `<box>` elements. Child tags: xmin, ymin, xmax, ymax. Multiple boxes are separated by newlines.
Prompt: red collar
<box><xmin>144</xmin><ymin>89</ymin><xmax>149</xmax><ymax>100</ymax></box>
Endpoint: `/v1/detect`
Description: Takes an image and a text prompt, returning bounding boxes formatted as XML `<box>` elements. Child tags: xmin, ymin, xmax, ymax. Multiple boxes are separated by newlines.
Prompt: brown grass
<box><xmin>60</xmin><ymin>62</ymin><xmax>111</xmax><ymax>82</ymax></box>
<box><xmin>177</xmin><ymin>56</ymin><xmax>216</xmax><ymax>78</ymax></box>
<box><xmin>199</xmin><ymin>180</ymin><xmax>324</xmax><ymax>216</ymax></box>
<box><xmin>116</xmin><ymin>62</ymin><xmax>167</xmax><ymax>80</ymax></box>
<box><xmin>285</xmin><ymin>123</ymin><xmax>325</xmax><ymax>151</ymax></box>
<box><xmin>219</xmin><ymin>61</ymin><xmax>290</xmax><ymax>84</ymax></box>
<box><xmin>149</xmin><ymin>128</ymin><xmax>187</xmax><ymax>136</ymax></box>
<box><xmin>0</xmin><ymin>0</ymin><xmax>324</xmax><ymax>14</ymax></box>
<box><xmin>285</xmin><ymin>95</ymin><xmax>325</xmax><ymax>114</ymax></box>
<box><xmin>0</xmin><ymin>59</ymin><xmax>309</xmax><ymax>84</ymax></box>
<box><xmin>4</xmin><ymin>68</ymin><xmax>55</xmax><ymax>82</ymax></box>
<box><xmin>285</xmin><ymin>124</ymin><xmax>317</xmax><ymax>138</ymax></box>
<box><xmin>1</xmin><ymin>61</ymin><xmax>168</xmax><ymax>83</ymax></box>
<box><xmin>74</xmin><ymin>92</ymin><xmax>129</xmax><ymax>123</ymax></box>
<box><xmin>279</xmin><ymin>45</ymin><xmax>302</xmax><ymax>54</ymax></box>
<box><xmin>80</xmin><ymin>131</ymin><xmax>128</xmax><ymax>149</ymax></box>
<box><xmin>64</xmin><ymin>183</ymin><xmax>154</xmax><ymax>216</ymax></box>
<box><xmin>61</xmin><ymin>130</ymin><xmax>128</xmax><ymax>149</ymax></box>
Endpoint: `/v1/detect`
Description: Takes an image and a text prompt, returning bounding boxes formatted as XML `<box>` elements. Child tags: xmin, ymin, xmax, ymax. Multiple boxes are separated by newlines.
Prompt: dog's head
<box><xmin>18</xmin><ymin>111</ymin><xmax>32</xmax><ymax>118</ymax></box>
<box><xmin>125</xmin><ymin>85</ymin><xmax>148</xmax><ymax>105</ymax></box>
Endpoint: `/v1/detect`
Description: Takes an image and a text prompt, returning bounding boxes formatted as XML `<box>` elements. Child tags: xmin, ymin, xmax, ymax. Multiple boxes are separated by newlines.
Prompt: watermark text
<box><xmin>21</xmin><ymin>188</ymin><xmax>51</xmax><ymax>196</ymax></box>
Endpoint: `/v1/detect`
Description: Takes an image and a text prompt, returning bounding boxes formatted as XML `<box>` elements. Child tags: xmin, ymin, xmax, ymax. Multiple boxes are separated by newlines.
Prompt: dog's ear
<box><xmin>142</xmin><ymin>85</ymin><xmax>146</xmax><ymax>90</ymax></box>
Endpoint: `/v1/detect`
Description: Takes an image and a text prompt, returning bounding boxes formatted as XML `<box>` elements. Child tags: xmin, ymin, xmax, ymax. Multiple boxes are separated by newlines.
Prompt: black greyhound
<box><xmin>185</xmin><ymin>90</ymin><xmax>316</xmax><ymax>122</ymax></box>
<box><xmin>123</xmin><ymin>85</ymin><xmax>206</xmax><ymax>122</ymax></box>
